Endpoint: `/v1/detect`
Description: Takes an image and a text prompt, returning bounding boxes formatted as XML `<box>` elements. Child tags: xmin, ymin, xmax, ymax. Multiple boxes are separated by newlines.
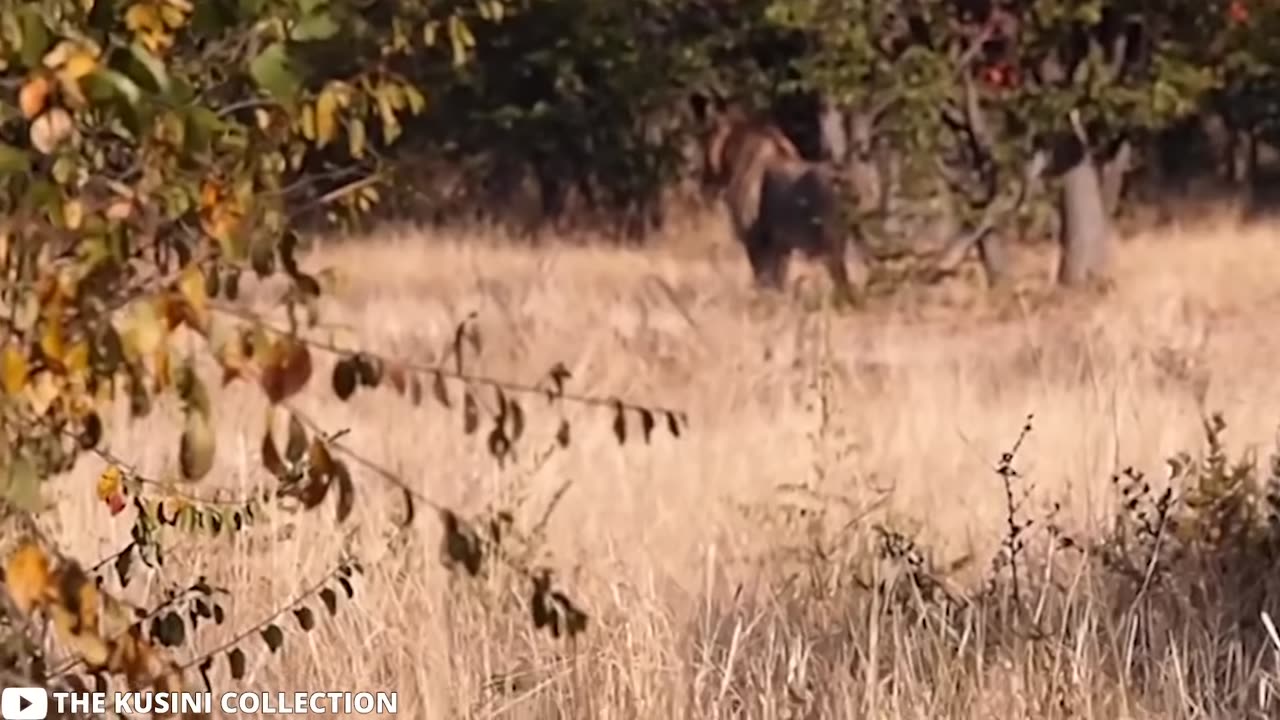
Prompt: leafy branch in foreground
<box><xmin>0</xmin><ymin>0</ymin><xmax>686</xmax><ymax>706</ymax></box>
<box><xmin>182</xmin><ymin>560</ymin><xmax>364</xmax><ymax>695</ymax></box>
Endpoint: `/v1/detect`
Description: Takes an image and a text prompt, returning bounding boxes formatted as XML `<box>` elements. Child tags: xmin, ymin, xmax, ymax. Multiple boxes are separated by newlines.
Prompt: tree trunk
<box><xmin>817</xmin><ymin>100</ymin><xmax>849</xmax><ymax>163</ymax></box>
<box><xmin>1228</xmin><ymin>125</ymin><xmax>1256</xmax><ymax>186</ymax></box>
<box><xmin>978</xmin><ymin>231</ymin><xmax>1009</xmax><ymax>287</ymax></box>
<box><xmin>1100</xmin><ymin>139</ymin><xmax>1131</xmax><ymax>219</ymax></box>
<box><xmin>1057</xmin><ymin>146</ymin><xmax>1112</xmax><ymax>287</ymax></box>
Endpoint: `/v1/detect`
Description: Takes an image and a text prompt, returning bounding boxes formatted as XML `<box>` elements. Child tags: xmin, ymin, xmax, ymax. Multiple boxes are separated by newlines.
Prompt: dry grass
<box><xmin>44</xmin><ymin>208</ymin><xmax>1280</xmax><ymax>718</ymax></box>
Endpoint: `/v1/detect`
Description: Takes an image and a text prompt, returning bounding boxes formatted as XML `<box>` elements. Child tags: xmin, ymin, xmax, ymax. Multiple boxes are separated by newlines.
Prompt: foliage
<box><xmin>0</xmin><ymin>0</ymin><xmax>687</xmax><ymax>707</ymax></box>
<box><xmin>1215</xmin><ymin>0</ymin><xmax>1280</xmax><ymax>145</ymax></box>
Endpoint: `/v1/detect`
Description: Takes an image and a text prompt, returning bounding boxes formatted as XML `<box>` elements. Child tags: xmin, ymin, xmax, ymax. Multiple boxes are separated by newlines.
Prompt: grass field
<box><xmin>45</xmin><ymin>208</ymin><xmax>1280</xmax><ymax>718</ymax></box>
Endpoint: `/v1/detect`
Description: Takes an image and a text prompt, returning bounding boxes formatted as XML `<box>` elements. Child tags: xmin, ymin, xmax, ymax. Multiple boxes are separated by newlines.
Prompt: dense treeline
<box><xmin>346</xmin><ymin>1</ymin><xmax>1280</xmax><ymax>278</ymax></box>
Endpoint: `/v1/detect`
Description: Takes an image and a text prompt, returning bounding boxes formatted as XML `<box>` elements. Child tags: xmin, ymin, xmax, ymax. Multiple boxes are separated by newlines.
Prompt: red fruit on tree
<box><xmin>1229</xmin><ymin>0</ymin><xmax>1249</xmax><ymax>24</ymax></box>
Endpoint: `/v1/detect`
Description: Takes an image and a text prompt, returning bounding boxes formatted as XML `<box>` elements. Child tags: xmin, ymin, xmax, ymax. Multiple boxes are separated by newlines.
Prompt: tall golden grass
<box><xmin>48</xmin><ymin>208</ymin><xmax>1280</xmax><ymax>718</ymax></box>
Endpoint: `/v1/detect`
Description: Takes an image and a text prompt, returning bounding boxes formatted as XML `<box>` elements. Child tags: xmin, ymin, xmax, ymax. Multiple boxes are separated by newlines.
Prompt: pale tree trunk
<box><xmin>977</xmin><ymin>231</ymin><xmax>1009</xmax><ymax>287</ymax></box>
<box><xmin>1100</xmin><ymin>139</ymin><xmax>1131</xmax><ymax>219</ymax></box>
<box><xmin>1227</xmin><ymin>124</ymin><xmax>1256</xmax><ymax>185</ymax></box>
<box><xmin>1057</xmin><ymin>146</ymin><xmax>1111</xmax><ymax>287</ymax></box>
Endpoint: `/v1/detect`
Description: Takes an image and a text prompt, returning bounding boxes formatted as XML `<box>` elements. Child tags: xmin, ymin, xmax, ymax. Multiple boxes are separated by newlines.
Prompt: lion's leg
<box><xmin>818</xmin><ymin>232</ymin><xmax>854</xmax><ymax>306</ymax></box>
<box><xmin>817</xmin><ymin>220</ymin><xmax>859</xmax><ymax>307</ymax></box>
<box><xmin>824</xmin><ymin>249</ymin><xmax>856</xmax><ymax>306</ymax></box>
<box><xmin>745</xmin><ymin>224</ymin><xmax>788</xmax><ymax>291</ymax></box>
<box><xmin>768</xmin><ymin>244</ymin><xmax>791</xmax><ymax>290</ymax></box>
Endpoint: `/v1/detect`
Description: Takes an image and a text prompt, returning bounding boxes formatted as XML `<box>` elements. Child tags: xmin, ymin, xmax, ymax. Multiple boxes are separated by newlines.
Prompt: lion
<box><xmin>699</xmin><ymin>101</ymin><xmax>870</xmax><ymax>304</ymax></box>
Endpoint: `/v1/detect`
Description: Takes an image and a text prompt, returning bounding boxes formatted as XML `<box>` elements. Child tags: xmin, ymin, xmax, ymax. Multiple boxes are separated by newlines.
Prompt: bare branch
<box><xmin>934</xmin><ymin>149</ymin><xmax>1048</xmax><ymax>272</ymax></box>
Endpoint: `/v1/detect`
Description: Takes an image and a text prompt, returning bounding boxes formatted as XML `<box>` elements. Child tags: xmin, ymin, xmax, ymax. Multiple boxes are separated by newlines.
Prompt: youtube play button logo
<box><xmin>1</xmin><ymin>687</ymin><xmax>47</xmax><ymax>719</ymax></box>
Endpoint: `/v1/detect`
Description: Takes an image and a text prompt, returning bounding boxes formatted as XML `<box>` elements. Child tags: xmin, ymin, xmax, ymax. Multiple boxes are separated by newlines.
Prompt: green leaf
<box><xmin>250</xmin><ymin>43</ymin><xmax>302</xmax><ymax>101</ymax></box>
<box><xmin>292</xmin><ymin>12</ymin><xmax>340</xmax><ymax>41</ymax></box>
<box><xmin>88</xmin><ymin>69</ymin><xmax>143</xmax><ymax>106</ymax></box>
<box><xmin>129</xmin><ymin>42</ymin><xmax>172</xmax><ymax>95</ymax></box>
<box><xmin>184</xmin><ymin>107</ymin><xmax>222</xmax><ymax>155</ymax></box>
<box><xmin>0</xmin><ymin>144</ymin><xmax>32</xmax><ymax>175</ymax></box>
<box><xmin>17</xmin><ymin>7</ymin><xmax>50</xmax><ymax>70</ymax></box>
<box><xmin>1</xmin><ymin>454</ymin><xmax>43</xmax><ymax>513</ymax></box>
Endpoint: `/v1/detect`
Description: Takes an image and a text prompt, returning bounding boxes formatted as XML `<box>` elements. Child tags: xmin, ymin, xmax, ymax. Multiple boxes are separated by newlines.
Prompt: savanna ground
<box><xmin>44</xmin><ymin>204</ymin><xmax>1280</xmax><ymax>718</ymax></box>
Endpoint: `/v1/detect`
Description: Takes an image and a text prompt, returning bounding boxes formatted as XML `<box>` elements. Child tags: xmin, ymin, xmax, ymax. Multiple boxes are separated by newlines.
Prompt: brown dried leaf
<box><xmin>666</xmin><ymin>411</ymin><xmax>682</xmax><ymax>438</ymax></box>
<box><xmin>227</xmin><ymin>648</ymin><xmax>246</xmax><ymax>679</ymax></box>
<box><xmin>354</xmin><ymin>353</ymin><xmax>382</xmax><ymax>387</ymax></box>
<box><xmin>260</xmin><ymin>338</ymin><xmax>312</xmax><ymax>404</ymax></box>
<box><xmin>298</xmin><ymin>475</ymin><xmax>330</xmax><ymax>509</ymax></box>
<box><xmin>333</xmin><ymin>460</ymin><xmax>354</xmax><ymax>523</ymax></box>
<box><xmin>612</xmin><ymin>402</ymin><xmax>627</xmax><ymax>445</ymax></box>
<box><xmin>307</xmin><ymin>437</ymin><xmax>334</xmax><ymax>483</ymax></box>
<box><xmin>387</xmin><ymin>364</ymin><xmax>408</xmax><ymax>395</ymax></box>
<box><xmin>319</xmin><ymin>587</ymin><xmax>338</xmax><ymax>615</ymax></box>
<box><xmin>640</xmin><ymin>408</ymin><xmax>656</xmax><ymax>443</ymax></box>
<box><xmin>293</xmin><ymin>606</ymin><xmax>315</xmax><ymax>631</ymax></box>
<box><xmin>331</xmin><ymin>358</ymin><xmax>357</xmax><ymax>400</ymax></box>
<box><xmin>463</xmin><ymin>390</ymin><xmax>478</xmax><ymax>434</ymax></box>
<box><xmin>285</xmin><ymin>414</ymin><xmax>307</xmax><ymax>463</ymax></box>
<box><xmin>432</xmin><ymin>372</ymin><xmax>450</xmax><ymax>407</ymax></box>
<box><xmin>261</xmin><ymin>624</ymin><xmax>284</xmax><ymax>653</ymax></box>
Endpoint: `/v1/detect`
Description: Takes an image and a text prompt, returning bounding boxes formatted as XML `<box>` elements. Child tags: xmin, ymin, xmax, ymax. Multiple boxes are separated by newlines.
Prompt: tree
<box><xmin>755</xmin><ymin>0</ymin><xmax>1229</xmax><ymax>288</ymax></box>
<box><xmin>1211</xmin><ymin>0</ymin><xmax>1280</xmax><ymax>195</ymax></box>
<box><xmin>937</xmin><ymin>0</ymin><xmax>1238</xmax><ymax>287</ymax></box>
<box><xmin>0</xmin><ymin>0</ymin><xmax>681</xmax><ymax>703</ymax></box>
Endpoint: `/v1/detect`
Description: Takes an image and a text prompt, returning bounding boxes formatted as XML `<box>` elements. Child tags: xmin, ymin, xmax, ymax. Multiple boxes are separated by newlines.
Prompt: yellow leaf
<box><xmin>405</xmin><ymin>84</ymin><xmax>426</xmax><ymax>115</ymax></box>
<box><xmin>50</xmin><ymin>603</ymin><xmax>110</xmax><ymax>669</ymax></box>
<box><xmin>2</xmin><ymin>345</ymin><xmax>28</xmax><ymax>395</ymax></box>
<box><xmin>4</xmin><ymin>542</ymin><xmax>53</xmax><ymax>614</ymax></box>
<box><xmin>141</xmin><ymin>29</ymin><xmax>173</xmax><ymax>54</ymax></box>
<box><xmin>63</xmin><ymin>341</ymin><xmax>90</xmax><ymax>378</ymax></box>
<box><xmin>158</xmin><ymin>4</ymin><xmax>187</xmax><ymax>29</ymax></box>
<box><xmin>300</xmin><ymin>103</ymin><xmax>316</xmax><ymax>140</ymax></box>
<box><xmin>177</xmin><ymin>263</ymin><xmax>208</xmax><ymax>327</ymax></box>
<box><xmin>19</xmin><ymin>76</ymin><xmax>51</xmax><ymax>120</ymax></box>
<box><xmin>97</xmin><ymin>466</ymin><xmax>123</xmax><ymax>502</ymax></box>
<box><xmin>348</xmin><ymin>117</ymin><xmax>366</xmax><ymax>159</ymax></box>
<box><xmin>62</xmin><ymin>199</ymin><xmax>84</xmax><ymax>230</ymax></box>
<box><xmin>74</xmin><ymin>580</ymin><xmax>102</xmax><ymax>635</ymax></box>
<box><xmin>40</xmin><ymin>314</ymin><xmax>65</xmax><ymax>366</ymax></box>
<box><xmin>199</xmin><ymin>179</ymin><xmax>221</xmax><ymax>210</ymax></box>
<box><xmin>315</xmin><ymin>87</ymin><xmax>339</xmax><ymax>148</ymax></box>
<box><xmin>62</xmin><ymin>51</ymin><xmax>98</xmax><ymax>82</ymax></box>
<box><xmin>376</xmin><ymin>87</ymin><xmax>401</xmax><ymax>143</ymax></box>
<box><xmin>152</xmin><ymin>345</ymin><xmax>171</xmax><ymax>392</ymax></box>
<box><xmin>125</xmin><ymin>3</ymin><xmax>162</xmax><ymax>34</ymax></box>
<box><xmin>125</xmin><ymin>298</ymin><xmax>165</xmax><ymax>359</ymax></box>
